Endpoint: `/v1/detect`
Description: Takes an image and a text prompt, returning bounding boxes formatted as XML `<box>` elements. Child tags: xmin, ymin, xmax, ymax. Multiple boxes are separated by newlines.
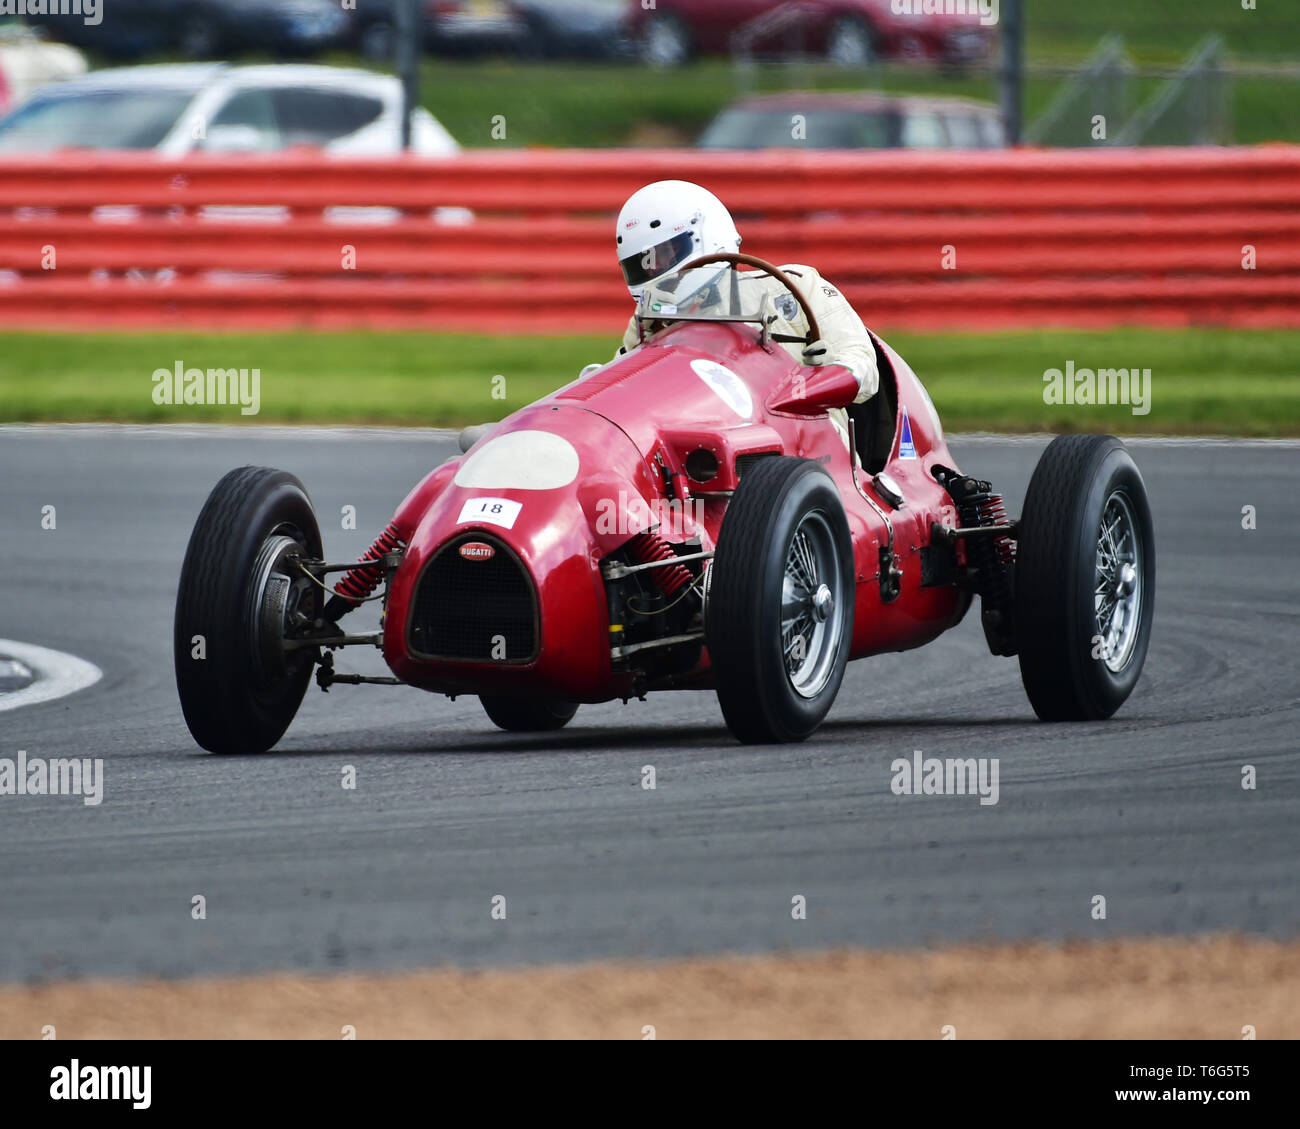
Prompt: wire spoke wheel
<box><xmin>780</xmin><ymin>515</ymin><xmax>846</xmax><ymax>698</ymax></box>
<box><xmin>1093</xmin><ymin>491</ymin><xmax>1143</xmax><ymax>673</ymax></box>
<box><xmin>1014</xmin><ymin>435</ymin><xmax>1155</xmax><ymax>721</ymax></box>
<box><xmin>706</xmin><ymin>457</ymin><xmax>854</xmax><ymax>743</ymax></box>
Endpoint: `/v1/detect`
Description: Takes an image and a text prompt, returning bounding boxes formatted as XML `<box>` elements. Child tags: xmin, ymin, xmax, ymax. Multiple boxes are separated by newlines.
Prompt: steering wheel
<box><xmin>678</xmin><ymin>252</ymin><xmax>821</xmax><ymax>345</ymax></box>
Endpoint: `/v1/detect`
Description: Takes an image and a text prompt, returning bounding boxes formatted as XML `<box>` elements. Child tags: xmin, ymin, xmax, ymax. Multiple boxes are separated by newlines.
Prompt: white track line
<box><xmin>0</xmin><ymin>659</ymin><xmax>33</xmax><ymax>683</ymax></box>
<box><xmin>0</xmin><ymin>640</ymin><xmax>102</xmax><ymax>714</ymax></box>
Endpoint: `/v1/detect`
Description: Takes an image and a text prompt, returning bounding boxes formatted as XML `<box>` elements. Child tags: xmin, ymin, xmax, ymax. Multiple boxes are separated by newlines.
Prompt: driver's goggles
<box><xmin>620</xmin><ymin>232</ymin><xmax>697</xmax><ymax>289</ymax></box>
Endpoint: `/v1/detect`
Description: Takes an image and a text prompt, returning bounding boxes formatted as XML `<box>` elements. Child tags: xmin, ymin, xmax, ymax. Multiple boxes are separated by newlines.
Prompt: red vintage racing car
<box><xmin>174</xmin><ymin>255</ymin><xmax>1155</xmax><ymax>752</ymax></box>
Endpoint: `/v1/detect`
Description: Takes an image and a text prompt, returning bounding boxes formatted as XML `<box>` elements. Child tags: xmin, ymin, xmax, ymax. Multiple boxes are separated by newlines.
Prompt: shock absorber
<box><xmin>955</xmin><ymin>485</ymin><xmax>1014</xmax><ymax>608</ymax></box>
<box><xmin>323</xmin><ymin>521</ymin><xmax>404</xmax><ymax>622</ymax></box>
<box><xmin>627</xmin><ymin>531</ymin><xmax>693</xmax><ymax>599</ymax></box>
<box><xmin>977</xmin><ymin>494</ymin><xmax>1015</xmax><ymax>561</ymax></box>
<box><xmin>970</xmin><ymin>490</ymin><xmax>1016</xmax><ymax>573</ymax></box>
<box><xmin>934</xmin><ymin>468</ymin><xmax>1017</xmax><ymax>656</ymax></box>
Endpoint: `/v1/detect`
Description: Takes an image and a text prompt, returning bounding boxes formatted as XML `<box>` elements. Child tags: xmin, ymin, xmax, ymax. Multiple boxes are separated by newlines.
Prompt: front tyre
<box><xmin>480</xmin><ymin>696</ymin><xmax>579</xmax><ymax>732</ymax></box>
<box><xmin>1015</xmin><ymin>435</ymin><xmax>1155</xmax><ymax>720</ymax></box>
<box><xmin>174</xmin><ymin>467</ymin><xmax>323</xmax><ymax>753</ymax></box>
<box><xmin>707</xmin><ymin>457</ymin><xmax>855</xmax><ymax>744</ymax></box>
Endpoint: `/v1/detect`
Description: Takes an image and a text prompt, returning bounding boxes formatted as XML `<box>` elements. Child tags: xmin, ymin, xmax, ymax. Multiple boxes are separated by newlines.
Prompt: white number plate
<box><xmin>457</xmin><ymin>497</ymin><xmax>522</xmax><ymax>530</ymax></box>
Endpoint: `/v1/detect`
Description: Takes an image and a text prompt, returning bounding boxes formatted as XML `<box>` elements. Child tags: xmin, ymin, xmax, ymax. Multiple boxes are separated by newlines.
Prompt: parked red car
<box><xmin>698</xmin><ymin>91</ymin><xmax>1006</xmax><ymax>149</ymax></box>
<box><xmin>629</xmin><ymin>0</ymin><xmax>995</xmax><ymax>67</ymax></box>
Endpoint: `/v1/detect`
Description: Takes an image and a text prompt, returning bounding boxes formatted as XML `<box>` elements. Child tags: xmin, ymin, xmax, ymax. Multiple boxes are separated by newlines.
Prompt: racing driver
<box><xmin>599</xmin><ymin>179</ymin><xmax>879</xmax><ymax>451</ymax></box>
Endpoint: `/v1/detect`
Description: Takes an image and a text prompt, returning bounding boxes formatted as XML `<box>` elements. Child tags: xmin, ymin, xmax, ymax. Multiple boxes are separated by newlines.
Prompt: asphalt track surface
<box><xmin>0</xmin><ymin>426</ymin><xmax>1296</xmax><ymax>982</ymax></box>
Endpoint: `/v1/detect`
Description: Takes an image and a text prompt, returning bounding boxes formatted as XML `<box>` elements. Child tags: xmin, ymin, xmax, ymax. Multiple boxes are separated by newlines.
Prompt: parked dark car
<box><xmin>351</xmin><ymin>0</ymin><xmax>628</xmax><ymax>61</ymax></box>
<box><xmin>515</xmin><ymin>0</ymin><xmax>631</xmax><ymax>58</ymax></box>
<box><xmin>629</xmin><ymin>0</ymin><xmax>994</xmax><ymax>68</ymax></box>
<box><xmin>25</xmin><ymin>0</ymin><xmax>350</xmax><ymax>61</ymax></box>
<box><xmin>698</xmin><ymin>91</ymin><xmax>1006</xmax><ymax>150</ymax></box>
<box><xmin>349</xmin><ymin>0</ymin><xmax>516</xmax><ymax>60</ymax></box>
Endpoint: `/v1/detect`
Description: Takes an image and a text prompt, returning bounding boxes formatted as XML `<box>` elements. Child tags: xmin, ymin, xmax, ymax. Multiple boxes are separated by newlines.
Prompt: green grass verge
<box><xmin>1</xmin><ymin>327</ymin><xmax>1295</xmax><ymax>436</ymax></box>
<box><xmin>1025</xmin><ymin>0</ymin><xmax>1295</xmax><ymax>63</ymax></box>
<box><xmin>411</xmin><ymin>60</ymin><xmax>1297</xmax><ymax>149</ymax></box>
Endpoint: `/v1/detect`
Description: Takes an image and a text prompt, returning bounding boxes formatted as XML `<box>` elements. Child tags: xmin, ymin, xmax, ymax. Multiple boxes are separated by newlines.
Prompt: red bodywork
<box><xmin>378</xmin><ymin>314</ymin><xmax>967</xmax><ymax>703</ymax></box>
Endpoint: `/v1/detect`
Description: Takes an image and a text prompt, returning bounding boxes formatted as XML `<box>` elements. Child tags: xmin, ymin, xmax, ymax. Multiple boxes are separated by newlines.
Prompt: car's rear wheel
<box><xmin>826</xmin><ymin>16</ymin><xmax>878</xmax><ymax>66</ymax></box>
<box><xmin>174</xmin><ymin>467</ymin><xmax>323</xmax><ymax>753</ymax></box>
<box><xmin>707</xmin><ymin>457</ymin><xmax>855</xmax><ymax>743</ymax></box>
<box><xmin>480</xmin><ymin>696</ymin><xmax>579</xmax><ymax>732</ymax></box>
<box><xmin>1015</xmin><ymin>435</ymin><xmax>1155</xmax><ymax>720</ymax></box>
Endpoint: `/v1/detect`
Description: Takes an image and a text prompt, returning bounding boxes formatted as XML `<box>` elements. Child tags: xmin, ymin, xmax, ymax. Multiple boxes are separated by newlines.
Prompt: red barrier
<box><xmin>0</xmin><ymin>147</ymin><xmax>1296</xmax><ymax>333</ymax></box>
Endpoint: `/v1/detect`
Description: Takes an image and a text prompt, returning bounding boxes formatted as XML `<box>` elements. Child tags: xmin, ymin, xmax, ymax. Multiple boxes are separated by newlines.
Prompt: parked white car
<box><xmin>0</xmin><ymin>62</ymin><xmax>460</xmax><ymax>156</ymax></box>
<box><xmin>0</xmin><ymin>23</ymin><xmax>87</xmax><ymax>116</ymax></box>
<box><xmin>0</xmin><ymin>62</ymin><xmax>467</xmax><ymax>290</ymax></box>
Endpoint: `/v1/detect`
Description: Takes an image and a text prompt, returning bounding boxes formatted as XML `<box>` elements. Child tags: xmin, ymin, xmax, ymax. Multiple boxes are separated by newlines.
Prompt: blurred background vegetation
<box><xmin>41</xmin><ymin>0</ymin><xmax>1300</xmax><ymax>148</ymax></box>
<box><xmin>398</xmin><ymin>0</ymin><xmax>1300</xmax><ymax>148</ymax></box>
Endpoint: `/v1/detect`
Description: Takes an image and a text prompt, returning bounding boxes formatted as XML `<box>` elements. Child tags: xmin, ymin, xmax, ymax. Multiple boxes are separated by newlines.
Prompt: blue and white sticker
<box><xmin>458</xmin><ymin>496</ymin><xmax>522</xmax><ymax>530</ymax></box>
<box><xmin>898</xmin><ymin>408</ymin><xmax>917</xmax><ymax>459</ymax></box>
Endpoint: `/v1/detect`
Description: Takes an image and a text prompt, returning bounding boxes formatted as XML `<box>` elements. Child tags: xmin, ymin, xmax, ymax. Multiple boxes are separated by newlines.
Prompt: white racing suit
<box><xmin>612</xmin><ymin>264</ymin><xmax>879</xmax><ymax>454</ymax></box>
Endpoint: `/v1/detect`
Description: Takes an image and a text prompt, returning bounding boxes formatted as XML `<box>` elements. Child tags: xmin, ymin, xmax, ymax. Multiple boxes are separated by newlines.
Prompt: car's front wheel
<box><xmin>174</xmin><ymin>467</ymin><xmax>323</xmax><ymax>753</ymax></box>
<box><xmin>707</xmin><ymin>457</ymin><xmax>855</xmax><ymax>743</ymax></box>
<box><xmin>480</xmin><ymin>696</ymin><xmax>579</xmax><ymax>732</ymax></box>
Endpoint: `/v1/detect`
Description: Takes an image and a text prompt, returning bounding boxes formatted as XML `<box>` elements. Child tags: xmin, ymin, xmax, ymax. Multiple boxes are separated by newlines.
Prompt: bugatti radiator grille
<box><xmin>407</xmin><ymin>535</ymin><xmax>538</xmax><ymax>663</ymax></box>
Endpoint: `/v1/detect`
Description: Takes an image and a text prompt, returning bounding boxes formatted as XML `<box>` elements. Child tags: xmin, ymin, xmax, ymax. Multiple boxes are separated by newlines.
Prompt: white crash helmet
<box><xmin>616</xmin><ymin>180</ymin><xmax>741</xmax><ymax>301</ymax></box>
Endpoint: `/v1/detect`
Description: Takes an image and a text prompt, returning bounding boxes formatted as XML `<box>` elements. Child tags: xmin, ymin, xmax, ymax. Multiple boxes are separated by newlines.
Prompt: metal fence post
<box><xmin>1000</xmin><ymin>0</ymin><xmax>1024</xmax><ymax>145</ymax></box>
<box><xmin>396</xmin><ymin>0</ymin><xmax>420</xmax><ymax>151</ymax></box>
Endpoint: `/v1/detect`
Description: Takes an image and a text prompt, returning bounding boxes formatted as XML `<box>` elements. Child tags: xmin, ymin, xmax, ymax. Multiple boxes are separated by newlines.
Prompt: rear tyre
<box><xmin>174</xmin><ymin>467</ymin><xmax>323</xmax><ymax>753</ymax></box>
<box><xmin>1015</xmin><ymin>435</ymin><xmax>1155</xmax><ymax>720</ymax></box>
<box><xmin>480</xmin><ymin>696</ymin><xmax>579</xmax><ymax>732</ymax></box>
<box><xmin>707</xmin><ymin>457</ymin><xmax>854</xmax><ymax>744</ymax></box>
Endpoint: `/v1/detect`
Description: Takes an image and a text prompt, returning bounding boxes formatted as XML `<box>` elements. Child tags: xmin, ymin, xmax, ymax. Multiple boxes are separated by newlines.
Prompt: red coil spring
<box><xmin>627</xmin><ymin>531</ymin><xmax>693</xmax><ymax>599</ymax></box>
<box><xmin>978</xmin><ymin>494</ymin><xmax>1016</xmax><ymax>564</ymax></box>
<box><xmin>334</xmin><ymin>521</ymin><xmax>404</xmax><ymax>604</ymax></box>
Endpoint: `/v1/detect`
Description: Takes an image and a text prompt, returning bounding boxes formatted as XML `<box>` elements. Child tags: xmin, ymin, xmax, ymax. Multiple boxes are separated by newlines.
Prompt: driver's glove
<box><xmin>802</xmin><ymin>339</ymin><xmax>833</xmax><ymax>366</ymax></box>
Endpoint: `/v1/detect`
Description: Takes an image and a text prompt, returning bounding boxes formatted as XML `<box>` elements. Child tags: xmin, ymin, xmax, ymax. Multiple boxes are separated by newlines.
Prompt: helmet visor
<box><xmin>620</xmin><ymin>232</ymin><xmax>697</xmax><ymax>289</ymax></box>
